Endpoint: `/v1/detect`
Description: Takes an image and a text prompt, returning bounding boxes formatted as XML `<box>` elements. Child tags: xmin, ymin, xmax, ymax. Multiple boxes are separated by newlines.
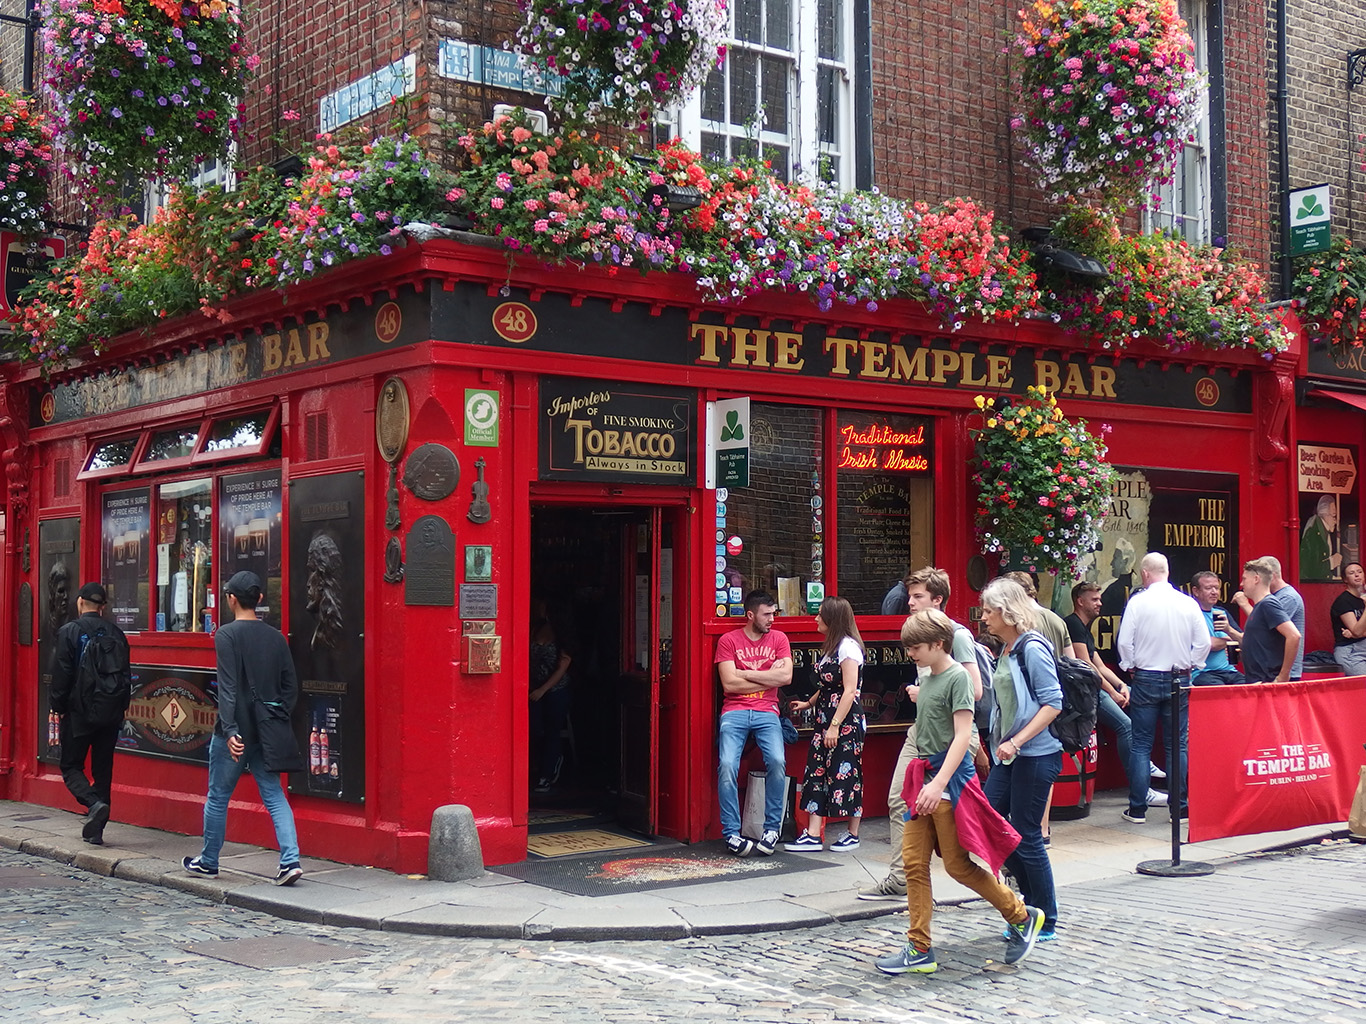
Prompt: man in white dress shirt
<box><xmin>1115</xmin><ymin>552</ymin><xmax>1211</xmax><ymax>824</ymax></box>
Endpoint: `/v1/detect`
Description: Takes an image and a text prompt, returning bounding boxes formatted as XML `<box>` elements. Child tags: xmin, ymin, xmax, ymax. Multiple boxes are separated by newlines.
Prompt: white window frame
<box><xmin>655</xmin><ymin>0</ymin><xmax>854</xmax><ymax>189</ymax></box>
<box><xmin>145</xmin><ymin>149</ymin><xmax>238</xmax><ymax>221</ymax></box>
<box><xmin>1145</xmin><ymin>0</ymin><xmax>1210</xmax><ymax>243</ymax></box>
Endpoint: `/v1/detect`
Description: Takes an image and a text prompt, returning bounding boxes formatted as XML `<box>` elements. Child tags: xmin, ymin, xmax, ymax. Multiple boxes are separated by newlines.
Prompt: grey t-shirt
<box><xmin>214</xmin><ymin>618</ymin><xmax>299</xmax><ymax>740</ymax></box>
<box><xmin>1269</xmin><ymin>585</ymin><xmax>1305</xmax><ymax>679</ymax></box>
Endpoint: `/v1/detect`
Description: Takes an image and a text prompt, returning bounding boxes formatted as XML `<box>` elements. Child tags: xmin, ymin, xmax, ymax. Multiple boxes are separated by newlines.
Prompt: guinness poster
<box><xmin>219</xmin><ymin>469</ymin><xmax>283</xmax><ymax>627</ymax></box>
<box><xmin>101</xmin><ymin>487</ymin><xmax>151</xmax><ymax>630</ymax></box>
<box><xmin>539</xmin><ymin>377</ymin><xmax>696</xmax><ymax>484</ymax></box>
<box><xmin>288</xmin><ymin>473</ymin><xmax>365</xmax><ymax>802</ymax></box>
<box><xmin>36</xmin><ymin>517</ymin><xmax>80</xmax><ymax>766</ymax></box>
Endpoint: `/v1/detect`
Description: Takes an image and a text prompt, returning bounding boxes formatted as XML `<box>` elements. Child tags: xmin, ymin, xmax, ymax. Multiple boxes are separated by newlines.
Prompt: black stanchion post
<box><xmin>1137</xmin><ymin>672</ymin><xmax>1214</xmax><ymax>877</ymax></box>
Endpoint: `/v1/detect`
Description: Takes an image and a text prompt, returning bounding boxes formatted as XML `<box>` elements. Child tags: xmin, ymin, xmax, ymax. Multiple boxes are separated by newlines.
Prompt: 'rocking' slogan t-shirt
<box><xmin>715</xmin><ymin>627</ymin><xmax>792</xmax><ymax>715</ymax></box>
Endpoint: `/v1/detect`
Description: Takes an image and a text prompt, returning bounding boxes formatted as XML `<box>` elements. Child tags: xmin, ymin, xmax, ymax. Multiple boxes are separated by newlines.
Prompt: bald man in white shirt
<box><xmin>1115</xmin><ymin>552</ymin><xmax>1210</xmax><ymax>824</ymax></box>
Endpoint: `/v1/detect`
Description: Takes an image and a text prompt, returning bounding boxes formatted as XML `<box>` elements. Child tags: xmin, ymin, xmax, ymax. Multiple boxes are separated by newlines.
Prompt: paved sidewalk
<box><xmin>0</xmin><ymin>792</ymin><xmax>1342</xmax><ymax>941</ymax></box>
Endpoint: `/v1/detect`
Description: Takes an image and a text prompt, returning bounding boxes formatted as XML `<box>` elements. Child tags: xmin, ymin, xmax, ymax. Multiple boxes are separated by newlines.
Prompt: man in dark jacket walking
<box><xmin>48</xmin><ymin>582</ymin><xmax>130</xmax><ymax>846</ymax></box>
<box><xmin>183</xmin><ymin>571</ymin><xmax>305</xmax><ymax>886</ymax></box>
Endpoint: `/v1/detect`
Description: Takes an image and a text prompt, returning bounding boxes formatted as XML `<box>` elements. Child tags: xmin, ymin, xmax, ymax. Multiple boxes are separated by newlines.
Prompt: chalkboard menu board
<box><xmin>788</xmin><ymin>640</ymin><xmax>918</xmax><ymax>733</ymax></box>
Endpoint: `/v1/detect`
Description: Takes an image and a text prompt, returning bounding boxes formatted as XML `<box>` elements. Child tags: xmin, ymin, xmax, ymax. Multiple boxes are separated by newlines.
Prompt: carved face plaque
<box><xmin>403</xmin><ymin>444</ymin><xmax>460</xmax><ymax>501</ymax></box>
<box><xmin>376</xmin><ymin>377</ymin><xmax>410</xmax><ymax>464</ymax></box>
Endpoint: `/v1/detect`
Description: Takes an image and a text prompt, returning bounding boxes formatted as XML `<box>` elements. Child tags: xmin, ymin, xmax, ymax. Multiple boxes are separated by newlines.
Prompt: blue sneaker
<box><xmin>875</xmin><ymin>943</ymin><xmax>937</xmax><ymax>974</ymax></box>
<box><xmin>1003</xmin><ymin>906</ymin><xmax>1045</xmax><ymax>965</ymax></box>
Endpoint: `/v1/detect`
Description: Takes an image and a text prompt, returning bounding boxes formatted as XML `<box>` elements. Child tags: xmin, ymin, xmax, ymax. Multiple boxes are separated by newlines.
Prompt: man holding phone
<box><xmin>1191</xmin><ymin>571</ymin><xmax>1245</xmax><ymax>685</ymax></box>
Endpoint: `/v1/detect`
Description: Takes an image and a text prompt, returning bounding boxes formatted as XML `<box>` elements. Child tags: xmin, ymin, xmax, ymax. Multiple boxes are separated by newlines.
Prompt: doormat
<box><xmin>528</xmin><ymin>810</ymin><xmax>615</xmax><ymax>833</ymax></box>
<box><xmin>527</xmin><ymin>828</ymin><xmax>653</xmax><ymax>858</ymax></box>
<box><xmin>492</xmin><ymin>841</ymin><xmax>844</xmax><ymax>896</ymax></box>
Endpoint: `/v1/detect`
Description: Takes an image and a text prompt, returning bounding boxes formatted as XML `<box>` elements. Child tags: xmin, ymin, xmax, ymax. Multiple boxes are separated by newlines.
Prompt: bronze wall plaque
<box><xmin>403</xmin><ymin>443</ymin><xmax>460</xmax><ymax>501</ymax></box>
<box><xmin>376</xmin><ymin>377</ymin><xmax>410</xmax><ymax>463</ymax></box>
<box><xmin>405</xmin><ymin>515</ymin><xmax>455</xmax><ymax>606</ymax></box>
<box><xmin>18</xmin><ymin>582</ymin><xmax>33</xmax><ymax>646</ymax></box>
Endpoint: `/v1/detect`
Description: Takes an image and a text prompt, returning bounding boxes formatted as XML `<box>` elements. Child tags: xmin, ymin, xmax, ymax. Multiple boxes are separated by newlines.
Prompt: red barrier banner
<box><xmin>1188</xmin><ymin>676</ymin><xmax>1366</xmax><ymax>843</ymax></box>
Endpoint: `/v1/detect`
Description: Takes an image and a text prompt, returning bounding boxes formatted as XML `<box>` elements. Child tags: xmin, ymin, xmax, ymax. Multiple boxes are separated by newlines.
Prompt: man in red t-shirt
<box><xmin>715</xmin><ymin>590</ymin><xmax>792</xmax><ymax>857</ymax></box>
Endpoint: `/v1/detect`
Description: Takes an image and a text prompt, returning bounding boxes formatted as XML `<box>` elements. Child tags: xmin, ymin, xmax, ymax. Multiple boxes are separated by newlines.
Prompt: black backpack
<box><xmin>953</xmin><ymin>625</ymin><xmax>997</xmax><ymax>731</ymax></box>
<box><xmin>1012</xmin><ymin>634</ymin><xmax>1099</xmax><ymax>753</ymax></box>
<box><xmin>74</xmin><ymin>627</ymin><xmax>132</xmax><ymax>727</ymax></box>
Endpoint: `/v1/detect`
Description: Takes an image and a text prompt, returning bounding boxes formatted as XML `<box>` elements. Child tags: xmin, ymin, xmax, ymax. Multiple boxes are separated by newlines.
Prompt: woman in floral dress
<box><xmin>786</xmin><ymin>595</ymin><xmax>866</xmax><ymax>852</ymax></box>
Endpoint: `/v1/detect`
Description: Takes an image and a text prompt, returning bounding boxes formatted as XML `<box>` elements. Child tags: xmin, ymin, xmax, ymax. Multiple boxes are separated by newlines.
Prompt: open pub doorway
<box><xmin>528</xmin><ymin>504</ymin><xmax>674</xmax><ymax>855</ymax></box>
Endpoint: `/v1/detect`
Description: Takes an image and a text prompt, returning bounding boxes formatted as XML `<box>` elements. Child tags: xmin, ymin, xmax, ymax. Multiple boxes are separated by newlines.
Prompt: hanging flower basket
<box><xmin>513</xmin><ymin>0</ymin><xmax>728</xmax><ymax>128</ymax></box>
<box><xmin>39</xmin><ymin>0</ymin><xmax>255</xmax><ymax>212</ymax></box>
<box><xmin>1011</xmin><ymin>0</ymin><xmax>1205</xmax><ymax>207</ymax></box>
<box><xmin>0</xmin><ymin>90</ymin><xmax>54</xmax><ymax>238</ymax></box>
<box><xmin>970</xmin><ymin>387</ymin><xmax>1117</xmax><ymax>577</ymax></box>
<box><xmin>1292</xmin><ymin>238</ymin><xmax>1366</xmax><ymax>352</ymax></box>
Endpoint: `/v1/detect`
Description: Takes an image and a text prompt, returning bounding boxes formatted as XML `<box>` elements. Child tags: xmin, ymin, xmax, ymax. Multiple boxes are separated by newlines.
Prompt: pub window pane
<box><xmin>723</xmin><ymin>404</ymin><xmax>823</xmax><ymax>619</ymax></box>
<box><xmin>203</xmin><ymin>410</ymin><xmax>271</xmax><ymax>453</ymax></box>
<box><xmin>818</xmin><ymin>0</ymin><xmax>842</xmax><ymax>60</ymax></box>
<box><xmin>701</xmin><ymin>69</ymin><xmax>725</xmax><ymax>122</ymax></box>
<box><xmin>143</xmin><ymin>425</ymin><xmax>199</xmax><ymax>463</ymax></box>
<box><xmin>818</xmin><ymin>65</ymin><xmax>839</xmax><ymax>144</ymax></box>
<box><xmin>835</xmin><ymin>411</ymin><xmax>935</xmax><ymax>615</ymax></box>
<box><xmin>85</xmin><ymin>437</ymin><xmax>138</xmax><ymax>472</ymax></box>
<box><xmin>734</xmin><ymin>0</ymin><xmax>762</xmax><ymax>43</ymax></box>
<box><xmin>761</xmin><ymin>55</ymin><xmax>789</xmax><ymax>134</ymax></box>
<box><xmin>766</xmin><ymin>0</ymin><xmax>792</xmax><ymax>49</ymax></box>
<box><xmin>729</xmin><ymin>50</ymin><xmax>758</xmax><ymax>127</ymax></box>
<box><xmin>156</xmin><ymin>478</ymin><xmax>213</xmax><ymax>632</ymax></box>
<box><xmin>701</xmin><ymin>131</ymin><xmax>728</xmax><ymax>162</ymax></box>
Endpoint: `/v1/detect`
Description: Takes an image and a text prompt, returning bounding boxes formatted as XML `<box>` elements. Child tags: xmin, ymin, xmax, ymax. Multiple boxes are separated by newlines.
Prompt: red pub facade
<box><xmin>0</xmin><ymin>237</ymin><xmax>1302</xmax><ymax>871</ymax></box>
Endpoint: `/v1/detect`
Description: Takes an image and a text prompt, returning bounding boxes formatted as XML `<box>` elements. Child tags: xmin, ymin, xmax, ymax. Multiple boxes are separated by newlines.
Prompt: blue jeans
<box><xmin>1128</xmin><ymin>670</ymin><xmax>1188</xmax><ymax>814</ymax></box>
<box><xmin>984</xmin><ymin>752</ymin><xmax>1060</xmax><ymax>931</ymax></box>
<box><xmin>1096</xmin><ymin>689</ymin><xmax>1133</xmax><ymax>785</ymax></box>
<box><xmin>199</xmin><ymin>732</ymin><xmax>300</xmax><ymax>871</ymax></box>
<box><xmin>717</xmin><ymin>709</ymin><xmax>786</xmax><ymax>837</ymax></box>
<box><xmin>529</xmin><ymin>685</ymin><xmax>571</xmax><ymax>782</ymax></box>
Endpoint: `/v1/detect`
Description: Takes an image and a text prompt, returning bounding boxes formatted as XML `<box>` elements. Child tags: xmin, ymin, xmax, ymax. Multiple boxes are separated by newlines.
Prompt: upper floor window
<box><xmin>1145</xmin><ymin>0</ymin><xmax>1209</xmax><ymax>243</ymax></box>
<box><xmin>654</xmin><ymin>0</ymin><xmax>853</xmax><ymax>188</ymax></box>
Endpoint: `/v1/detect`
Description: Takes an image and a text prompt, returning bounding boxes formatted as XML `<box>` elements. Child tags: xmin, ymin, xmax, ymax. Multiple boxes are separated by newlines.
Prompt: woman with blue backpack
<box><xmin>980</xmin><ymin>576</ymin><xmax>1063</xmax><ymax>942</ymax></box>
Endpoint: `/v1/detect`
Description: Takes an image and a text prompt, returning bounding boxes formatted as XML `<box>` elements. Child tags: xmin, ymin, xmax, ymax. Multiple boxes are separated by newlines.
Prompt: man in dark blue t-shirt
<box><xmin>1235</xmin><ymin>559</ymin><xmax>1301</xmax><ymax>684</ymax></box>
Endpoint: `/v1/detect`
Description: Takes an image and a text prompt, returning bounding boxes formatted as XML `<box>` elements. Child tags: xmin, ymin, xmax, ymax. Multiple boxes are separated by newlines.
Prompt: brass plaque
<box><xmin>462</xmin><ymin>619</ymin><xmax>496</xmax><ymax>635</ymax></box>
<box><xmin>465</xmin><ymin>635</ymin><xmax>502</xmax><ymax>674</ymax></box>
<box><xmin>403</xmin><ymin>443</ymin><xmax>460</xmax><ymax>501</ymax></box>
<box><xmin>404</xmin><ymin>515</ymin><xmax>455</xmax><ymax>606</ymax></box>
<box><xmin>376</xmin><ymin>377</ymin><xmax>410</xmax><ymax>463</ymax></box>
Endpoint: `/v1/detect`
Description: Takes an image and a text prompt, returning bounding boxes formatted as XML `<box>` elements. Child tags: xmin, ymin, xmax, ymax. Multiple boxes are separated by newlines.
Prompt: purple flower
<box><xmin>379</xmin><ymin>244</ymin><xmax>392</xmax><ymax>255</ymax></box>
<box><xmin>132</xmin><ymin>89</ymin><xmax>144</xmax><ymax>98</ymax></box>
<box><xmin>111</xmin><ymin>108</ymin><xmax>122</xmax><ymax>118</ymax></box>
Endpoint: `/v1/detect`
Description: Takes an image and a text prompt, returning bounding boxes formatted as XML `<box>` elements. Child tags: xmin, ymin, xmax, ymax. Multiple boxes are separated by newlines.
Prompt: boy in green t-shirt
<box><xmin>875</xmin><ymin>609</ymin><xmax>1044</xmax><ymax>975</ymax></box>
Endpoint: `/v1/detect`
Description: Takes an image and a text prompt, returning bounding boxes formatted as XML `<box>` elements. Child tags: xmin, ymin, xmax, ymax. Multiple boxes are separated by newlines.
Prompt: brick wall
<box><xmin>1277</xmin><ymin>0</ymin><xmax>1366</xmax><ymax>244</ymax></box>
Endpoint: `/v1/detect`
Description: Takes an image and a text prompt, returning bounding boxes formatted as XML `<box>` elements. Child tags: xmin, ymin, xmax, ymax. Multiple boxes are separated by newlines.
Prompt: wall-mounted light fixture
<box><xmin>1020</xmin><ymin>227</ymin><xmax>1109</xmax><ymax>280</ymax></box>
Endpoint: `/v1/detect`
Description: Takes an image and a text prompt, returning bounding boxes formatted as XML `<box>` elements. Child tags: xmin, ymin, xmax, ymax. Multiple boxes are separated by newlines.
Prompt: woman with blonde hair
<box><xmin>979</xmin><ymin>576</ymin><xmax>1063</xmax><ymax>941</ymax></box>
<box><xmin>786</xmin><ymin>595</ymin><xmax>866</xmax><ymax>852</ymax></box>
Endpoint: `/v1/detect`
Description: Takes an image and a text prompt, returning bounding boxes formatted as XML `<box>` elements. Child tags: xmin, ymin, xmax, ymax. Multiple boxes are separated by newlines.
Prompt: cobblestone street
<box><xmin>4</xmin><ymin>840</ymin><xmax>1364</xmax><ymax>1023</ymax></box>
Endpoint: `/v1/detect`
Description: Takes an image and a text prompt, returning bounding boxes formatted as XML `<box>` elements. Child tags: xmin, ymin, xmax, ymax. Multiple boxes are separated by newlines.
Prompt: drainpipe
<box><xmin>853</xmin><ymin>0</ymin><xmax>873</xmax><ymax>190</ymax></box>
<box><xmin>1275</xmin><ymin>0</ymin><xmax>1292</xmax><ymax>297</ymax></box>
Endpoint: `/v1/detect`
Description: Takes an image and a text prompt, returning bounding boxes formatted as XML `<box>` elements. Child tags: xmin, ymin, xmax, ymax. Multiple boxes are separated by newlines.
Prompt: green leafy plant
<box><xmin>0</xmin><ymin>90</ymin><xmax>55</xmax><ymax>238</ymax></box>
<box><xmin>971</xmin><ymin>387</ymin><xmax>1117</xmax><ymax>577</ymax></box>
<box><xmin>1292</xmin><ymin>238</ymin><xmax>1366</xmax><ymax>351</ymax></box>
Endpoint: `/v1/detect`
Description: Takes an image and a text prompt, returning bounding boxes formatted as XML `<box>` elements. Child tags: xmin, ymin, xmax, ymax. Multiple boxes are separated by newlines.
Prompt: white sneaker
<box><xmin>1149</xmin><ymin>761</ymin><xmax>1167</xmax><ymax>780</ymax></box>
<box><xmin>1146</xmin><ymin>788</ymin><xmax>1169</xmax><ymax>807</ymax></box>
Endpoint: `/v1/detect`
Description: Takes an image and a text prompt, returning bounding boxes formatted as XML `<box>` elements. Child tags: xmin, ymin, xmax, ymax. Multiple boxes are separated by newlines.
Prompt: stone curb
<box><xmin>0</xmin><ymin>818</ymin><xmax>1343</xmax><ymax>941</ymax></box>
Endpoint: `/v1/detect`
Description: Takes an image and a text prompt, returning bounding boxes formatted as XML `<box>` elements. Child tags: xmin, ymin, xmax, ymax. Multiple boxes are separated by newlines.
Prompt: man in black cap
<box><xmin>48</xmin><ymin>582</ymin><xmax>131</xmax><ymax>845</ymax></box>
<box><xmin>184</xmin><ymin>571</ymin><xmax>305</xmax><ymax>885</ymax></box>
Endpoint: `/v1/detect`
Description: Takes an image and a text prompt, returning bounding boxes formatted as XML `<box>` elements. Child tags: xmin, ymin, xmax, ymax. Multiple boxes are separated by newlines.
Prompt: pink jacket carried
<box><xmin>902</xmin><ymin>757</ymin><xmax>1021</xmax><ymax>874</ymax></box>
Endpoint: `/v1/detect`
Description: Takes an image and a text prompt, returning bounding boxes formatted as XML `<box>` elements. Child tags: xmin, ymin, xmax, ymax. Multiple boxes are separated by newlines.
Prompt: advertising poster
<box><xmin>219</xmin><ymin>469</ymin><xmax>283</xmax><ymax>628</ymax></box>
<box><xmin>1296</xmin><ymin>444</ymin><xmax>1359</xmax><ymax>582</ymax></box>
<box><xmin>1058</xmin><ymin>469</ymin><xmax>1237</xmax><ymax>660</ymax></box>
<box><xmin>288</xmin><ymin>473</ymin><xmax>365</xmax><ymax>802</ymax></box>
<box><xmin>36</xmin><ymin>518</ymin><xmax>81</xmax><ymax>766</ymax></box>
<box><xmin>119</xmin><ymin>666</ymin><xmax>218</xmax><ymax>765</ymax></box>
<box><xmin>101</xmin><ymin>487</ymin><xmax>151</xmax><ymax>630</ymax></box>
<box><xmin>538</xmin><ymin>377</ymin><xmax>696</xmax><ymax>484</ymax></box>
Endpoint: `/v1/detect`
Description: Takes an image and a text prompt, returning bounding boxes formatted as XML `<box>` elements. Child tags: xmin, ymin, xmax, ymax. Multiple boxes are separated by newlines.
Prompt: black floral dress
<box><xmin>800</xmin><ymin>641</ymin><xmax>865</xmax><ymax>819</ymax></box>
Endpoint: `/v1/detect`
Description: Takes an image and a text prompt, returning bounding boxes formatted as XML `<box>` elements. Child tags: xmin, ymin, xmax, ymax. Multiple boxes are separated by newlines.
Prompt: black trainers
<box><xmin>82</xmin><ymin>800</ymin><xmax>110</xmax><ymax>840</ymax></box>
<box><xmin>182</xmin><ymin>855</ymin><xmax>218</xmax><ymax>878</ymax></box>
<box><xmin>754</xmin><ymin>830</ymin><xmax>779</xmax><ymax>856</ymax></box>
<box><xmin>1003</xmin><ymin>906</ymin><xmax>1045</xmax><ymax>965</ymax></box>
<box><xmin>724</xmin><ymin>834</ymin><xmax>755</xmax><ymax>857</ymax></box>
<box><xmin>273</xmin><ymin>865</ymin><xmax>303</xmax><ymax>886</ymax></box>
